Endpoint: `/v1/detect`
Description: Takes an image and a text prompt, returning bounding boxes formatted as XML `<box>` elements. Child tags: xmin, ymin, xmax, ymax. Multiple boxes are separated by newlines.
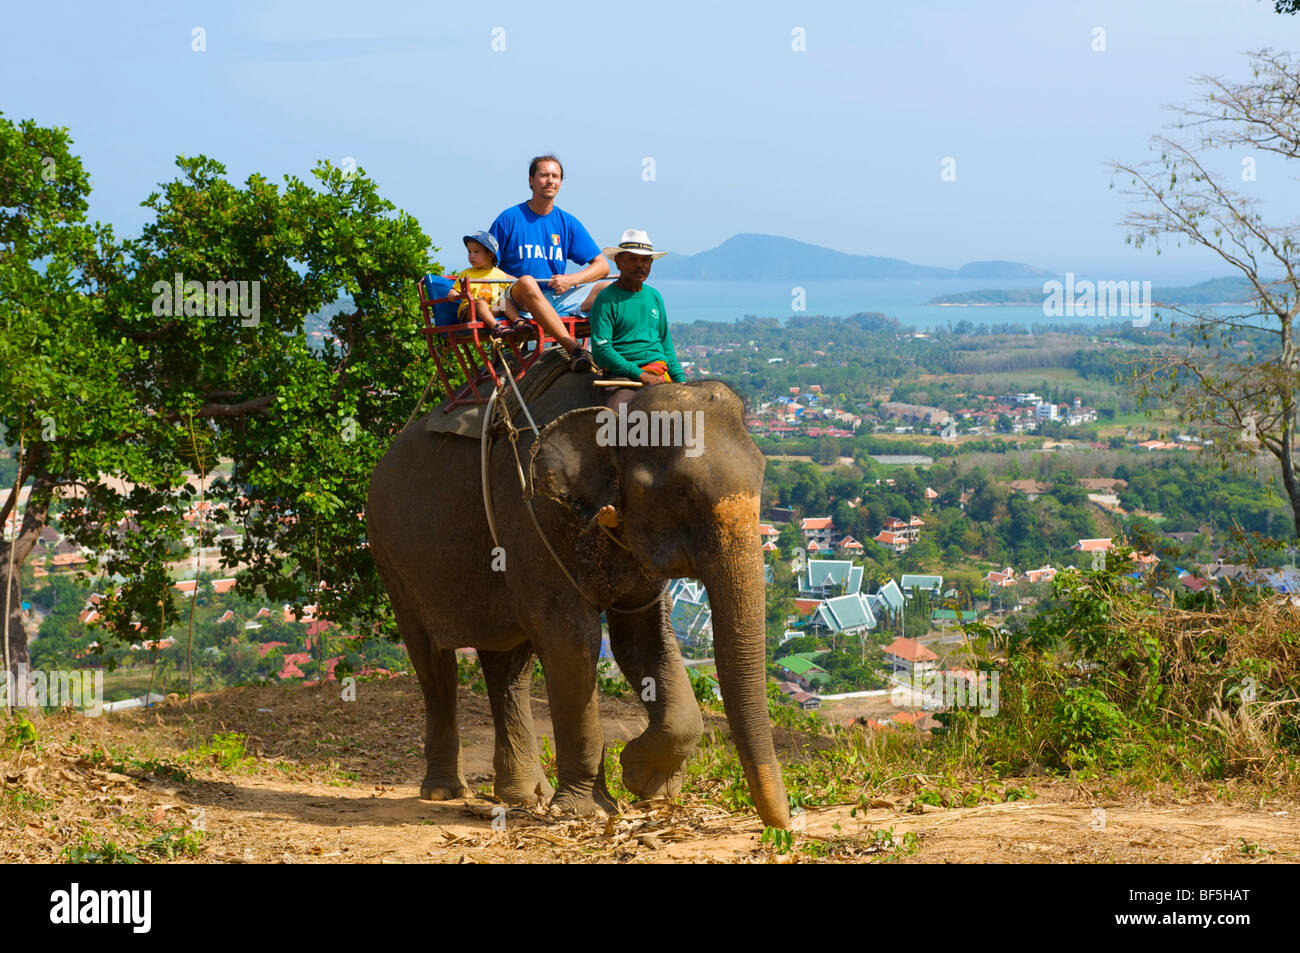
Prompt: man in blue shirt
<box><xmin>489</xmin><ymin>155</ymin><xmax>610</xmax><ymax>372</ymax></box>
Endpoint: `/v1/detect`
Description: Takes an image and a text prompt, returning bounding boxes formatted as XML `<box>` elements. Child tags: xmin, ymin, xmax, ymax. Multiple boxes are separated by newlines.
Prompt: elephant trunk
<box><xmin>698</xmin><ymin>494</ymin><xmax>791</xmax><ymax>830</ymax></box>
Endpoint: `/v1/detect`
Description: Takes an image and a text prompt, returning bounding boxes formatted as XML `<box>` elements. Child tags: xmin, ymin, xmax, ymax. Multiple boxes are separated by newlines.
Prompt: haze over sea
<box><xmin>654</xmin><ymin>276</ymin><xmax>1157</xmax><ymax>329</ymax></box>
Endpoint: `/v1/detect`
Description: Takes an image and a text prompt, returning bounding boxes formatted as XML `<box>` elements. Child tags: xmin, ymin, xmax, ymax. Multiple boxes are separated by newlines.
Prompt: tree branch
<box><xmin>163</xmin><ymin>395</ymin><xmax>275</xmax><ymax>422</ymax></box>
<box><xmin>0</xmin><ymin>442</ymin><xmax>43</xmax><ymax>530</ymax></box>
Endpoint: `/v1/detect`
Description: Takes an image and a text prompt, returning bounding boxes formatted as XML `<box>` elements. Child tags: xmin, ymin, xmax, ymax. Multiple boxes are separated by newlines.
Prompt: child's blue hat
<box><xmin>462</xmin><ymin>230</ymin><xmax>499</xmax><ymax>261</ymax></box>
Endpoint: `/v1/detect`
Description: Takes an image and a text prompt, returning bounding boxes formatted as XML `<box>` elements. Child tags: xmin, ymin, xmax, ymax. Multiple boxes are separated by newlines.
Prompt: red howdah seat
<box><xmin>418</xmin><ymin>274</ymin><xmax>590</xmax><ymax>410</ymax></box>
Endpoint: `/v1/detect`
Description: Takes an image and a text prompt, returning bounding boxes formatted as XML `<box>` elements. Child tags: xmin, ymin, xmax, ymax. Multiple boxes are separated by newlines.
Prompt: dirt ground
<box><xmin>3</xmin><ymin>675</ymin><xmax>1297</xmax><ymax>864</ymax></box>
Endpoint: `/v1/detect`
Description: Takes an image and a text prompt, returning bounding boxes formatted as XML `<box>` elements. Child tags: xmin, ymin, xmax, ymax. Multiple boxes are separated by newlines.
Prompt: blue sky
<box><xmin>4</xmin><ymin>0</ymin><xmax>1298</xmax><ymax>280</ymax></box>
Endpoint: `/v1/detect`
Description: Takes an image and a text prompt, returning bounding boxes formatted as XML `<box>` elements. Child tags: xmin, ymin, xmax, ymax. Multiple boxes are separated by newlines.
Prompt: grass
<box><xmin>679</xmin><ymin>565</ymin><xmax>1300</xmax><ymax>835</ymax></box>
<box><xmin>3</xmin><ymin>715</ymin><xmax>39</xmax><ymax>752</ymax></box>
<box><xmin>762</xmin><ymin>817</ymin><xmax>919</xmax><ymax>862</ymax></box>
<box><xmin>184</xmin><ymin>731</ymin><xmax>255</xmax><ymax>772</ymax></box>
<box><xmin>101</xmin><ymin>669</ymin><xmax>166</xmax><ymax>703</ymax></box>
<box><xmin>596</xmin><ymin>662</ymin><xmax>632</xmax><ymax>700</ymax></box>
<box><xmin>603</xmin><ymin>741</ymin><xmax>634</xmax><ymax>803</ymax></box>
<box><xmin>457</xmin><ymin>657</ymin><xmax>487</xmax><ymax>694</ymax></box>
<box><xmin>61</xmin><ymin>824</ymin><xmax>206</xmax><ymax>864</ymax></box>
<box><xmin>539</xmin><ymin>735</ymin><xmax>558</xmax><ymax>791</ymax></box>
<box><xmin>86</xmin><ymin>747</ymin><xmax>193</xmax><ymax>783</ymax></box>
<box><xmin>965</xmin><ymin>367</ymin><xmax>1103</xmax><ymax>389</ymax></box>
<box><xmin>3</xmin><ymin>788</ymin><xmax>53</xmax><ymax>812</ymax></box>
<box><xmin>323</xmin><ymin>761</ymin><xmax>361</xmax><ymax>786</ymax></box>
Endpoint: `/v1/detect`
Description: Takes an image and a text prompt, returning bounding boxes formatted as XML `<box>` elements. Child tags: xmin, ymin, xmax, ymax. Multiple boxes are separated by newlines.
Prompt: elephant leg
<box><xmin>532</xmin><ymin>608</ymin><xmax>616</xmax><ymax>817</ymax></box>
<box><xmin>478</xmin><ymin>643</ymin><xmax>553</xmax><ymax>806</ymax></box>
<box><xmin>607</xmin><ymin>596</ymin><xmax>703</xmax><ymax>801</ymax></box>
<box><xmin>398</xmin><ymin>595</ymin><xmax>468</xmax><ymax>800</ymax></box>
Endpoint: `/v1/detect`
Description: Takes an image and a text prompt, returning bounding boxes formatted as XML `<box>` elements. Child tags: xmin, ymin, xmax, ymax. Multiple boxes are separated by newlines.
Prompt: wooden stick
<box><xmin>592</xmin><ymin>380</ymin><xmax>644</xmax><ymax>388</ymax></box>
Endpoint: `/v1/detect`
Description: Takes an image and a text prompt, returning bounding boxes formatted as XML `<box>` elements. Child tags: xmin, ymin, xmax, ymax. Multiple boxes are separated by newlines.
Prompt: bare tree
<box><xmin>1113</xmin><ymin>49</ymin><xmax>1300</xmax><ymax>538</ymax></box>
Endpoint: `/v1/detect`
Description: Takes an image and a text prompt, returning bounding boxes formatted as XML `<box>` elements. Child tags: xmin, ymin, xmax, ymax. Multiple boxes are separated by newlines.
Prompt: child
<box><xmin>446</xmin><ymin>231</ymin><xmax>528</xmax><ymax>339</ymax></box>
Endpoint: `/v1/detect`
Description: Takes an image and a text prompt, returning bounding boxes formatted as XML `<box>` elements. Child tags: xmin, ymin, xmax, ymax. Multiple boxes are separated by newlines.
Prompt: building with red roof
<box><xmin>883</xmin><ymin>636</ymin><xmax>938</xmax><ymax>676</ymax></box>
<box><xmin>800</xmin><ymin>516</ymin><xmax>835</xmax><ymax>549</ymax></box>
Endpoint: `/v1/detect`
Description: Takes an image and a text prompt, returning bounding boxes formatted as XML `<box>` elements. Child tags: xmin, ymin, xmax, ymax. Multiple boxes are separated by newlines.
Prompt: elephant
<box><xmin>365</xmin><ymin>359</ymin><xmax>791</xmax><ymax>830</ymax></box>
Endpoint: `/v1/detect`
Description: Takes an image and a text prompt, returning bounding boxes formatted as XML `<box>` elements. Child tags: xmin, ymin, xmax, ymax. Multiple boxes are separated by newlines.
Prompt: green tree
<box><xmin>777</xmin><ymin>522</ymin><xmax>802</xmax><ymax>557</ymax></box>
<box><xmin>812</xmin><ymin>436</ymin><xmax>838</xmax><ymax>465</ymax></box>
<box><xmin>1</xmin><ymin>113</ymin><xmax>188</xmax><ymax>683</ymax></box>
<box><xmin>764</xmin><ymin>576</ymin><xmax>797</xmax><ymax>652</ymax></box>
<box><xmin>901</xmin><ymin>537</ymin><xmax>940</xmax><ymax>572</ymax></box>
<box><xmin>1049</xmin><ymin>471</ymin><xmax>1087</xmax><ymax>507</ymax></box>
<box><xmin>831</xmin><ymin>499</ymin><xmax>856</xmax><ymax>536</ymax></box>
<box><xmin>2</xmin><ymin>116</ymin><xmax>437</xmax><ymax>687</ymax></box>
<box><xmin>123</xmin><ymin>155</ymin><xmax>433</xmax><ymax>636</ymax></box>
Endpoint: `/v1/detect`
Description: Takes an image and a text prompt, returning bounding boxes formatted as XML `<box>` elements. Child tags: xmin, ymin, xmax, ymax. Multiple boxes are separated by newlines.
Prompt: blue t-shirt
<box><xmin>489</xmin><ymin>202</ymin><xmax>601</xmax><ymax>280</ymax></box>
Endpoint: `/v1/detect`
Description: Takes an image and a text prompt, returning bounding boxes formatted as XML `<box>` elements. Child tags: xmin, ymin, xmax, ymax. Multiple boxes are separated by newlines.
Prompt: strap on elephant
<box><xmin>480</xmin><ymin>345</ymin><xmax>669</xmax><ymax>616</ymax></box>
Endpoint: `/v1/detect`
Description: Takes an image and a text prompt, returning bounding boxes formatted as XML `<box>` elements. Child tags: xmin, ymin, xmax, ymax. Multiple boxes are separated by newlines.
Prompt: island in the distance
<box><xmin>929</xmin><ymin>275</ymin><xmax>1261</xmax><ymax>306</ymax></box>
<box><xmin>651</xmin><ymin>233</ymin><xmax>1051</xmax><ymax>281</ymax></box>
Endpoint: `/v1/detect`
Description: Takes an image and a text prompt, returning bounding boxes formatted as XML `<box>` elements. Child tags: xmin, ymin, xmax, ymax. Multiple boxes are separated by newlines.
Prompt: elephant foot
<box><xmin>549</xmin><ymin>783</ymin><xmax>618</xmax><ymax>818</ymax></box>
<box><xmin>419</xmin><ymin>767</ymin><xmax>470</xmax><ymax>801</ymax></box>
<box><xmin>620</xmin><ymin>737</ymin><xmax>688</xmax><ymax>801</ymax></box>
<box><xmin>494</xmin><ymin>774</ymin><xmax>553</xmax><ymax>807</ymax></box>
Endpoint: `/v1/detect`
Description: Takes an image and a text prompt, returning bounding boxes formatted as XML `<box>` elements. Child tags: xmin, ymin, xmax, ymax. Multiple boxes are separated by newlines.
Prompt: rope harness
<box><xmin>479</xmin><ymin>342</ymin><xmax>668</xmax><ymax>615</ymax></box>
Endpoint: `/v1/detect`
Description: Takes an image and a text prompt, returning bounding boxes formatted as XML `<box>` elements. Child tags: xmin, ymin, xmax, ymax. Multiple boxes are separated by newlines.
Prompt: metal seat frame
<box><xmin>418</xmin><ymin>276</ymin><xmax>589</xmax><ymax>411</ymax></box>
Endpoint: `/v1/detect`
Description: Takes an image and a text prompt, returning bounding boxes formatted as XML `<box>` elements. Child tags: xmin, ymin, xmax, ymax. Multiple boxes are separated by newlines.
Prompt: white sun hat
<box><xmin>601</xmin><ymin>228</ymin><xmax>668</xmax><ymax>259</ymax></box>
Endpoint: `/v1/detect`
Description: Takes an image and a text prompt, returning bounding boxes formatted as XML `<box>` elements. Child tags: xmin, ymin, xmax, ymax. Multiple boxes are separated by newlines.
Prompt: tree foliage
<box><xmin>1</xmin><ymin>114</ymin><xmax>440</xmax><ymax>681</ymax></box>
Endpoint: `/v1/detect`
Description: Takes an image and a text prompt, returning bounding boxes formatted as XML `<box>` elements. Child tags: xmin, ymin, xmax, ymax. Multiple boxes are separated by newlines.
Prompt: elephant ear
<box><xmin>528</xmin><ymin>406</ymin><xmax>620</xmax><ymax>520</ymax></box>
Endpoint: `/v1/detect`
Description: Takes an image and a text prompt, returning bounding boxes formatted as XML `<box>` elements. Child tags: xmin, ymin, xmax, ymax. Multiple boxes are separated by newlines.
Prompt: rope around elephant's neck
<box><xmin>481</xmin><ymin>382</ymin><xmax>504</xmax><ymax>551</ymax></box>
<box><xmin>482</xmin><ymin>359</ymin><xmax>668</xmax><ymax>616</ymax></box>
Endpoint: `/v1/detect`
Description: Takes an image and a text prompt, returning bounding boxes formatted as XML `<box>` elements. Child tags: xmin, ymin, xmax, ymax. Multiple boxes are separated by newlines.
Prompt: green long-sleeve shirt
<box><xmin>589</xmin><ymin>283</ymin><xmax>685</xmax><ymax>382</ymax></box>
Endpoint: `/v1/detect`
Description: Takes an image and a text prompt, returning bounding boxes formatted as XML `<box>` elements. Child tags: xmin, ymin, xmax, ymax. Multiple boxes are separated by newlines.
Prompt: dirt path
<box><xmin>174</xmin><ymin>779</ymin><xmax>1298</xmax><ymax>864</ymax></box>
<box><xmin>3</xmin><ymin>676</ymin><xmax>1297</xmax><ymax>863</ymax></box>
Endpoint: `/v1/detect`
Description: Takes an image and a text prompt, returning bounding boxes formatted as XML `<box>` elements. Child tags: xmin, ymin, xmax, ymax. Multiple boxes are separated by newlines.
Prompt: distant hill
<box><xmin>1149</xmin><ymin>275</ymin><xmax>1262</xmax><ymax>305</ymax></box>
<box><xmin>928</xmin><ymin>274</ymin><xmax>1263</xmax><ymax>306</ymax></box>
<box><xmin>651</xmin><ymin>234</ymin><xmax>1048</xmax><ymax>281</ymax></box>
<box><xmin>957</xmin><ymin>260</ymin><xmax>1054</xmax><ymax>279</ymax></box>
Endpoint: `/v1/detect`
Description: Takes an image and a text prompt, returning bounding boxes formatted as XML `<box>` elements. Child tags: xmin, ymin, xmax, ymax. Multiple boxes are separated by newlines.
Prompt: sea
<box><xmin>311</xmin><ymin>273</ymin><xmax>1224</xmax><ymax>335</ymax></box>
<box><xmin>652</xmin><ymin>277</ymin><xmax>1153</xmax><ymax>330</ymax></box>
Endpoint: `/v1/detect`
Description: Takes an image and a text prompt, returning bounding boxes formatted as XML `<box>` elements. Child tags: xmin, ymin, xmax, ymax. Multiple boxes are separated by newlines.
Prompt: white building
<box><xmin>800</xmin><ymin>517</ymin><xmax>836</xmax><ymax>550</ymax></box>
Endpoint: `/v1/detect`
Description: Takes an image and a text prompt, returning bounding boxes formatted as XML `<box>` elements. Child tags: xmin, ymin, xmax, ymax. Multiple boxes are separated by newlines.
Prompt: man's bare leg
<box><xmin>581</xmin><ymin>281</ymin><xmax>614</xmax><ymax>312</ymax></box>
<box><xmin>509</xmin><ymin>276</ymin><xmax>579</xmax><ymax>352</ymax></box>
